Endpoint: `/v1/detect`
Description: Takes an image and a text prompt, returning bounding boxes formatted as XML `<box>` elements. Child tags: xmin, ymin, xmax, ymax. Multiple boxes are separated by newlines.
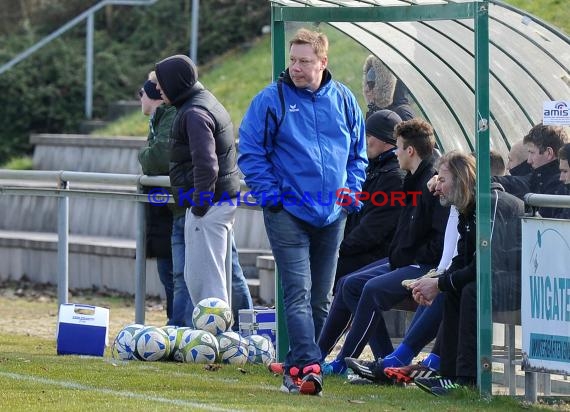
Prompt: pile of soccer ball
<box><xmin>111</xmin><ymin>297</ymin><xmax>275</xmax><ymax>366</ymax></box>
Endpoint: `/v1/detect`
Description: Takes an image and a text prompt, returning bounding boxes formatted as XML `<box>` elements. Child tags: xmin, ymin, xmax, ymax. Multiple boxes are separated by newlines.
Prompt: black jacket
<box><xmin>366</xmin><ymin>80</ymin><xmax>415</xmax><ymax>121</ymax></box>
<box><xmin>508</xmin><ymin>161</ymin><xmax>532</xmax><ymax>177</ymax></box>
<box><xmin>384</xmin><ymin>80</ymin><xmax>415</xmax><ymax>121</ymax></box>
<box><xmin>493</xmin><ymin>160</ymin><xmax>564</xmax><ymax>218</ymax></box>
<box><xmin>155</xmin><ymin>55</ymin><xmax>240</xmax><ymax>216</ymax></box>
<box><xmin>388</xmin><ymin>156</ymin><xmax>449</xmax><ymax>269</ymax></box>
<box><xmin>156</xmin><ymin>56</ymin><xmax>239</xmax><ymax>215</ymax></box>
<box><xmin>338</xmin><ymin>149</ymin><xmax>404</xmax><ymax>268</ymax></box>
<box><xmin>438</xmin><ymin>184</ymin><xmax>524</xmax><ymax>311</ymax></box>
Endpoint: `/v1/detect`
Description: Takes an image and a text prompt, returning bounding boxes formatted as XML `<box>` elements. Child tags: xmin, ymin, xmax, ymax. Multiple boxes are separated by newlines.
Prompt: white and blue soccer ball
<box><xmin>170</xmin><ymin>327</ymin><xmax>194</xmax><ymax>362</ymax></box>
<box><xmin>111</xmin><ymin>323</ymin><xmax>145</xmax><ymax>361</ymax></box>
<box><xmin>133</xmin><ymin>326</ymin><xmax>171</xmax><ymax>361</ymax></box>
<box><xmin>160</xmin><ymin>325</ymin><xmax>179</xmax><ymax>361</ymax></box>
<box><xmin>216</xmin><ymin>331</ymin><xmax>249</xmax><ymax>365</ymax></box>
<box><xmin>178</xmin><ymin>329</ymin><xmax>219</xmax><ymax>363</ymax></box>
<box><xmin>192</xmin><ymin>297</ymin><xmax>233</xmax><ymax>335</ymax></box>
<box><xmin>246</xmin><ymin>334</ymin><xmax>275</xmax><ymax>366</ymax></box>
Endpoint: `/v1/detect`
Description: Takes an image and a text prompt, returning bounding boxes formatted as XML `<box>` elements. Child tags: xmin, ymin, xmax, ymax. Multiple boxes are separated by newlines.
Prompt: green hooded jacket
<box><xmin>138</xmin><ymin>104</ymin><xmax>176</xmax><ymax>175</ymax></box>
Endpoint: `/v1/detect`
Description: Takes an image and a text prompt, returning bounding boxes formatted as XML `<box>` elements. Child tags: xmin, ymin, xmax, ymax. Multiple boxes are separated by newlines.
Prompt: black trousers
<box><xmin>439</xmin><ymin>281</ymin><xmax>477</xmax><ymax>380</ymax></box>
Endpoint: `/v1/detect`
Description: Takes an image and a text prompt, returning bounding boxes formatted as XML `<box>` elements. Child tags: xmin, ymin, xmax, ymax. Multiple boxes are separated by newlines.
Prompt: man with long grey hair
<box><xmin>411</xmin><ymin>150</ymin><xmax>524</xmax><ymax>396</ymax></box>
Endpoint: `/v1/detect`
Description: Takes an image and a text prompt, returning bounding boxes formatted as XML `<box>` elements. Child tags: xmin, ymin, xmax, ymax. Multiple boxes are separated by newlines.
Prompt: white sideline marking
<box><xmin>0</xmin><ymin>371</ymin><xmax>239</xmax><ymax>411</ymax></box>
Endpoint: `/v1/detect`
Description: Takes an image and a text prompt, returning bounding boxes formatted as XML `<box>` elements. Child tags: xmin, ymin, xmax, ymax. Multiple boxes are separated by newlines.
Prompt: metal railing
<box><xmin>524</xmin><ymin>193</ymin><xmax>570</xmax><ymax>211</ymax></box>
<box><xmin>0</xmin><ymin>169</ymin><xmax>252</xmax><ymax>324</ymax></box>
<box><xmin>0</xmin><ymin>0</ymin><xmax>158</xmax><ymax>119</ymax></box>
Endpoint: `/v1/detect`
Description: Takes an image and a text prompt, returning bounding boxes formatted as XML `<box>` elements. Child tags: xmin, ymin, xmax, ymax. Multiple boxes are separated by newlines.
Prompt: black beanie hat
<box><xmin>366</xmin><ymin>109</ymin><xmax>402</xmax><ymax>145</ymax></box>
<box><xmin>143</xmin><ymin>80</ymin><xmax>162</xmax><ymax>100</ymax></box>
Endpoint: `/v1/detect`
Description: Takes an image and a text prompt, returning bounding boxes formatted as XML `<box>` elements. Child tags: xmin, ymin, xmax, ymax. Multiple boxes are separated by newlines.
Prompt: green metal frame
<box><xmin>270</xmin><ymin>0</ymin><xmax>491</xmax><ymax>397</ymax></box>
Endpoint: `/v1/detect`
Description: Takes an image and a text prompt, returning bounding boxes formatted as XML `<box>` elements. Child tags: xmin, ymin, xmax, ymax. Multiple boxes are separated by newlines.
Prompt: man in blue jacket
<box><xmin>238</xmin><ymin>28</ymin><xmax>367</xmax><ymax>396</ymax></box>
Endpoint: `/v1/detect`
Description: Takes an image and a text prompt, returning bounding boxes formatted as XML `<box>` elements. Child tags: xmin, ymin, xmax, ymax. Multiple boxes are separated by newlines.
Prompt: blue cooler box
<box><xmin>56</xmin><ymin>303</ymin><xmax>109</xmax><ymax>356</ymax></box>
<box><xmin>239</xmin><ymin>307</ymin><xmax>276</xmax><ymax>348</ymax></box>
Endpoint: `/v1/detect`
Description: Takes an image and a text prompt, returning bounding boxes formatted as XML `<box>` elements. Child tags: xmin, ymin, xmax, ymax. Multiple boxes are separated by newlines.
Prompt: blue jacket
<box><xmin>238</xmin><ymin>69</ymin><xmax>367</xmax><ymax>227</ymax></box>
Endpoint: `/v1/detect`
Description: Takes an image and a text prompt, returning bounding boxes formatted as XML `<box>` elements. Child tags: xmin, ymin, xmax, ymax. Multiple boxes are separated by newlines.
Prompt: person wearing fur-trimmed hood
<box><xmin>363</xmin><ymin>55</ymin><xmax>415</xmax><ymax>121</ymax></box>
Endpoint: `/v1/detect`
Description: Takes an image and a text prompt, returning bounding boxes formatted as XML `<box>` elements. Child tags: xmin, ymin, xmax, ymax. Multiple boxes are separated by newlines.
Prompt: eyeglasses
<box><xmin>289</xmin><ymin>57</ymin><xmax>318</xmax><ymax>68</ymax></box>
<box><xmin>138</xmin><ymin>89</ymin><xmax>144</xmax><ymax>98</ymax></box>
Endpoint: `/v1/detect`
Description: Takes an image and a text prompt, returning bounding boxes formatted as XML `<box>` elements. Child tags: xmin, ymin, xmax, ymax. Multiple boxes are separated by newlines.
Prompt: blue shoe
<box><xmin>322</xmin><ymin>359</ymin><xmax>347</xmax><ymax>376</ymax></box>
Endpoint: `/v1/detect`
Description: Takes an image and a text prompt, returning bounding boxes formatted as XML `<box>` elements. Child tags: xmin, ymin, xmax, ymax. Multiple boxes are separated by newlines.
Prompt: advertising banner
<box><xmin>521</xmin><ymin>218</ymin><xmax>570</xmax><ymax>374</ymax></box>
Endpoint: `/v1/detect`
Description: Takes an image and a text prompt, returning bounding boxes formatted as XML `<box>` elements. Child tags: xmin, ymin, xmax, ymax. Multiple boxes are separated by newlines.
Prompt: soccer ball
<box><xmin>161</xmin><ymin>325</ymin><xmax>179</xmax><ymax>360</ymax></box>
<box><xmin>246</xmin><ymin>334</ymin><xmax>275</xmax><ymax>366</ymax></box>
<box><xmin>170</xmin><ymin>327</ymin><xmax>194</xmax><ymax>362</ymax></box>
<box><xmin>216</xmin><ymin>331</ymin><xmax>249</xmax><ymax>365</ymax></box>
<box><xmin>192</xmin><ymin>297</ymin><xmax>233</xmax><ymax>335</ymax></box>
<box><xmin>111</xmin><ymin>323</ymin><xmax>145</xmax><ymax>360</ymax></box>
<box><xmin>134</xmin><ymin>326</ymin><xmax>171</xmax><ymax>361</ymax></box>
<box><xmin>178</xmin><ymin>329</ymin><xmax>219</xmax><ymax>363</ymax></box>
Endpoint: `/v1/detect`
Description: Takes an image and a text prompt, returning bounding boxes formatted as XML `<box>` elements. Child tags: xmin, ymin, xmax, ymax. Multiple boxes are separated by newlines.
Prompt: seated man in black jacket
<box><xmin>410</xmin><ymin>151</ymin><xmax>524</xmax><ymax>396</ymax></box>
<box><xmin>334</xmin><ymin>110</ymin><xmax>405</xmax><ymax>286</ymax></box>
<box><xmin>494</xmin><ymin>124</ymin><xmax>567</xmax><ymax>218</ymax></box>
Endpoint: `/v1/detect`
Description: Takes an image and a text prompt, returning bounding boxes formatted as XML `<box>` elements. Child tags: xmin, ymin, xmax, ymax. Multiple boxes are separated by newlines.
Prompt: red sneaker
<box><xmin>268</xmin><ymin>362</ymin><xmax>284</xmax><ymax>375</ymax></box>
<box><xmin>384</xmin><ymin>363</ymin><xmax>437</xmax><ymax>384</ymax></box>
<box><xmin>299</xmin><ymin>364</ymin><xmax>323</xmax><ymax>396</ymax></box>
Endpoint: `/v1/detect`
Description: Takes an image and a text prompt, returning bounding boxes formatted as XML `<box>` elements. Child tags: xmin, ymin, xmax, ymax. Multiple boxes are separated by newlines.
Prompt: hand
<box><xmin>411</xmin><ymin>277</ymin><xmax>439</xmax><ymax>306</ymax></box>
<box><xmin>426</xmin><ymin>175</ymin><xmax>438</xmax><ymax>194</ymax></box>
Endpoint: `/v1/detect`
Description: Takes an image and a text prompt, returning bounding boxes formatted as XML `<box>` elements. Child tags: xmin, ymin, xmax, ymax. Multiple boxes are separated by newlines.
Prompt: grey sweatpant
<box><xmin>184</xmin><ymin>203</ymin><xmax>236</xmax><ymax>305</ymax></box>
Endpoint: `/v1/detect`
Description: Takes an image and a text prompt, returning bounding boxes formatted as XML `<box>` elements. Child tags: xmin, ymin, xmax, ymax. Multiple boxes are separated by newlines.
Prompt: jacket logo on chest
<box><xmin>288</xmin><ymin>104</ymin><xmax>299</xmax><ymax>113</ymax></box>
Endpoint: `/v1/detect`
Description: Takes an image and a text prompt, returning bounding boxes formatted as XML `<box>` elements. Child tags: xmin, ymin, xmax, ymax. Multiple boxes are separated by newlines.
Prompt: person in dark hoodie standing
<box><xmin>334</xmin><ymin>109</ymin><xmax>405</xmax><ymax>286</ymax></box>
<box><xmin>154</xmin><ymin>55</ymin><xmax>240</xmax><ymax>307</ymax></box>
<box><xmin>238</xmin><ymin>28</ymin><xmax>367</xmax><ymax>396</ymax></box>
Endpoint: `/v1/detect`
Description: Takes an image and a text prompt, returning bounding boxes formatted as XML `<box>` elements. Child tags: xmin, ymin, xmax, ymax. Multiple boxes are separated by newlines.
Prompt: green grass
<box><xmin>0</xmin><ymin>333</ymin><xmax>554</xmax><ymax>412</ymax></box>
<box><xmin>0</xmin><ymin>293</ymin><xmax>563</xmax><ymax>410</ymax></box>
<box><xmin>92</xmin><ymin>111</ymin><xmax>148</xmax><ymax>137</ymax></box>
<box><xmin>505</xmin><ymin>0</ymin><xmax>569</xmax><ymax>34</ymax></box>
<box><xmin>1</xmin><ymin>155</ymin><xmax>33</xmax><ymax>170</ymax></box>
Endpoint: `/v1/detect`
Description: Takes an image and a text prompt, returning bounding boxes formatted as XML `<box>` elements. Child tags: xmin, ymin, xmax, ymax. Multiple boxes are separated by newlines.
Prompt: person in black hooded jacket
<box><xmin>154</xmin><ymin>54</ymin><xmax>240</xmax><ymax>307</ymax></box>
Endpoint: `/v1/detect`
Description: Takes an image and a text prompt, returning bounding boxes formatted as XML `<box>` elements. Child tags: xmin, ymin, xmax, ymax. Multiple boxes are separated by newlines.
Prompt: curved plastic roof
<box><xmin>270</xmin><ymin>0</ymin><xmax>570</xmax><ymax>154</ymax></box>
